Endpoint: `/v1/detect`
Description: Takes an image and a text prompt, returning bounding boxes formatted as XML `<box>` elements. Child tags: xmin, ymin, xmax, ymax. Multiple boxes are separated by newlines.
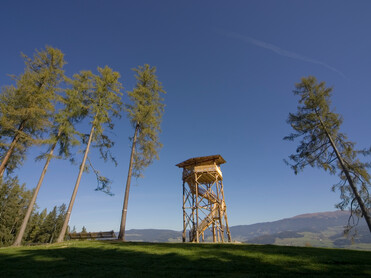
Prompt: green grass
<box><xmin>0</xmin><ymin>241</ymin><xmax>370</xmax><ymax>277</ymax></box>
<box><xmin>275</xmin><ymin>232</ymin><xmax>336</xmax><ymax>248</ymax></box>
<box><xmin>273</xmin><ymin>229</ymin><xmax>371</xmax><ymax>251</ymax></box>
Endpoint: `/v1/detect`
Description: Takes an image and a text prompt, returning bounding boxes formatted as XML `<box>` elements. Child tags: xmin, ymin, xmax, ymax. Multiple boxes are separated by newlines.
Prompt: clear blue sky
<box><xmin>1</xmin><ymin>0</ymin><xmax>370</xmax><ymax>232</ymax></box>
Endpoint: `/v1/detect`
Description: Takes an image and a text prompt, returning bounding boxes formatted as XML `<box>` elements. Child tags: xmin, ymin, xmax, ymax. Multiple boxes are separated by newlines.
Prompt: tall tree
<box><xmin>13</xmin><ymin>76</ymin><xmax>87</xmax><ymax>246</ymax></box>
<box><xmin>284</xmin><ymin>76</ymin><xmax>371</xmax><ymax>233</ymax></box>
<box><xmin>56</xmin><ymin>66</ymin><xmax>122</xmax><ymax>242</ymax></box>
<box><xmin>0</xmin><ymin>47</ymin><xmax>65</xmax><ymax>179</ymax></box>
<box><xmin>118</xmin><ymin>64</ymin><xmax>166</xmax><ymax>241</ymax></box>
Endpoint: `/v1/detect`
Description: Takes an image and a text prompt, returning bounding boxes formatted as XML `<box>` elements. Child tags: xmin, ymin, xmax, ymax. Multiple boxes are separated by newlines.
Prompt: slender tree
<box><xmin>284</xmin><ymin>76</ymin><xmax>371</xmax><ymax>233</ymax></box>
<box><xmin>0</xmin><ymin>47</ymin><xmax>65</xmax><ymax>179</ymax></box>
<box><xmin>12</xmin><ymin>81</ymin><xmax>87</xmax><ymax>246</ymax></box>
<box><xmin>57</xmin><ymin>66</ymin><xmax>122</xmax><ymax>242</ymax></box>
<box><xmin>118</xmin><ymin>64</ymin><xmax>166</xmax><ymax>241</ymax></box>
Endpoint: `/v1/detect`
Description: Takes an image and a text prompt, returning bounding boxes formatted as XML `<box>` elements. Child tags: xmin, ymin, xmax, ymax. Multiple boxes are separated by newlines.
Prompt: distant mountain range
<box><xmin>230</xmin><ymin>211</ymin><xmax>370</xmax><ymax>249</ymax></box>
<box><xmin>123</xmin><ymin>211</ymin><xmax>371</xmax><ymax>250</ymax></box>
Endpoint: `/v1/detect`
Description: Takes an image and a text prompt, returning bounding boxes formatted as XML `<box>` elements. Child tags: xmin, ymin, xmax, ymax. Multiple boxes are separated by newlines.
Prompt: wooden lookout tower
<box><xmin>176</xmin><ymin>155</ymin><xmax>231</xmax><ymax>243</ymax></box>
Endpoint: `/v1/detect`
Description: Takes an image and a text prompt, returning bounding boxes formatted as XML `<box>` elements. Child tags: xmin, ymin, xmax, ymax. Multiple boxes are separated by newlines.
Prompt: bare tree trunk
<box><xmin>0</xmin><ymin>120</ymin><xmax>26</xmax><ymax>180</ymax></box>
<box><xmin>56</xmin><ymin>124</ymin><xmax>95</xmax><ymax>243</ymax></box>
<box><xmin>118</xmin><ymin>124</ymin><xmax>139</xmax><ymax>241</ymax></box>
<box><xmin>319</xmin><ymin>118</ymin><xmax>371</xmax><ymax>232</ymax></box>
<box><xmin>13</xmin><ymin>131</ymin><xmax>60</xmax><ymax>246</ymax></box>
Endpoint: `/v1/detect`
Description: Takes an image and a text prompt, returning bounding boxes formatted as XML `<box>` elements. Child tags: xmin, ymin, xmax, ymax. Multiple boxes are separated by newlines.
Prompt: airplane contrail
<box><xmin>223</xmin><ymin>31</ymin><xmax>345</xmax><ymax>78</ymax></box>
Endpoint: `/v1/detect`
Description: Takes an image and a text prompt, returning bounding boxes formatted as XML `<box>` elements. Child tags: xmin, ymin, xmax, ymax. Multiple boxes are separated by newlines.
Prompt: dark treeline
<box><xmin>0</xmin><ymin>177</ymin><xmax>67</xmax><ymax>246</ymax></box>
<box><xmin>0</xmin><ymin>46</ymin><xmax>165</xmax><ymax>246</ymax></box>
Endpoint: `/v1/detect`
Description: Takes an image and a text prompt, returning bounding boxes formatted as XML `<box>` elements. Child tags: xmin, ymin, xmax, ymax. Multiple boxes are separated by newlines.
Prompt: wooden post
<box><xmin>220</xmin><ymin>180</ymin><xmax>232</xmax><ymax>242</ymax></box>
<box><xmin>182</xmin><ymin>181</ymin><xmax>186</xmax><ymax>243</ymax></box>
<box><xmin>216</xmin><ymin>179</ymin><xmax>225</xmax><ymax>243</ymax></box>
<box><xmin>195</xmin><ymin>172</ymin><xmax>199</xmax><ymax>243</ymax></box>
<box><xmin>212</xmin><ymin>222</ymin><xmax>216</xmax><ymax>242</ymax></box>
<box><xmin>191</xmin><ymin>184</ymin><xmax>195</xmax><ymax>242</ymax></box>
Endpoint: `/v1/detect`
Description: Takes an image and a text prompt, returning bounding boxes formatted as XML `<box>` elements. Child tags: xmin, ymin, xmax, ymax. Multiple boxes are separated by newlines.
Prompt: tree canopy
<box><xmin>0</xmin><ymin>47</ymin><xmax>65</xmax><ymax>178</ymax></box>
<box><xmin>126</xmin><ymin>64</ymin><xmax>166</xmax><ymax>178</ymax></box>
<box><xmin>57</xmin><ymin>66</ymin><xmax>123</xmax><ymax>242</ymax></box>
<box><xmin>284</xmin><ymin>76</ymin><xmax>371</xmax><ymax>232</ymax></box>
<box><xmin>12</xmin><ymin>69</ymin><xmax>89</xmax><ymax>246</ymax></box>
<box><xmin>118</xmin><ymin>64</ymin><xmax>166</xmax><ymax>241</ymax></box>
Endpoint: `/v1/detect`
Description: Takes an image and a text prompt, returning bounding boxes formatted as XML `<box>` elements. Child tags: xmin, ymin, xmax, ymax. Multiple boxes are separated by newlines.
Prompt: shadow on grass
<box><xmin>0</xmin><ymin>241</ymin><xmax>370</xmax><ymax>277</ymax></box>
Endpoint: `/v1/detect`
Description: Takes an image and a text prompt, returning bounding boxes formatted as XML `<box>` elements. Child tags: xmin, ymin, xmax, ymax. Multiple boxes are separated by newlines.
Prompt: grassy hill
<box><xmin>0</xmin><ymin>241</ymin><xmax>370</xmax><ymax>277</ymax></box>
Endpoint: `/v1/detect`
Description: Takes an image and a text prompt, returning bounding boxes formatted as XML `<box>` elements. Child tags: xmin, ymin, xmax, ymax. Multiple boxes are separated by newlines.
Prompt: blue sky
<box><xmin>1</xmin><ymin>1</ymin><xmax>370</xmax><ymax>232</ymax></box>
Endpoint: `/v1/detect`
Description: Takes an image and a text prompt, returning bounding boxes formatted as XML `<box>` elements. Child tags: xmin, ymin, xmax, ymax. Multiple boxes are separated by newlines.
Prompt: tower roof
<box><xmin>176</xmin><ymin>155</ymin><xmax>226</xmax><ymax>168</ymax></box>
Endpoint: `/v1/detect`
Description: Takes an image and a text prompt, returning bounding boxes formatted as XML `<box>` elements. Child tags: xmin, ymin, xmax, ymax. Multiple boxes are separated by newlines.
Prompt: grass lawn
<box><xmin>0</xmin><ymin>241</ymin><xmax>370</xmax><ymax>277</ymax></box>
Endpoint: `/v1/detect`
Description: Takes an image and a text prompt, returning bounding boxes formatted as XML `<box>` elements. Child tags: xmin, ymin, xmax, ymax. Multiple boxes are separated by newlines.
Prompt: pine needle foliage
<box><xmin>126</xmin><ymin>64</ymin><xmax>166</xmax><ymax>178</ymax></box>
<box><xmin>0</xmin><ymin>46</ymin><xmax>65</xmax><ymax>177</ymax></box>
<box><xmin>284</xmin><ymin>76</ymin><xmax>371</xmax><ymax>233</ymax></box>
<box><xmin>13</xmin><ymin>71</ymin><xmax>89</xmax><ymax>246</ymax></box>
<box><xmin>37</xmin><ymin>81</ymin><xmax>88</xmax><ymax>162</ymax></box>
<box><xmin>78</xmin><ymin>66</ymin><xmax>123</xmax><ymax>192</ymax></box>
<box><xmin>57</xmin><ymin>66</ymin><xmax>123</xmax><ymax>243</ymax></box>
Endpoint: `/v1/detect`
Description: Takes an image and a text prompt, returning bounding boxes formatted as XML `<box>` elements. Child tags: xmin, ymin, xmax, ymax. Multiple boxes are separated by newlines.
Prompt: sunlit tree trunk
<box><xmin>118</xmin><ymin>124</ymin><xmax>139</xmax><ymax>241</ymax></box>
<box><xmin>13</xmin><ymin>131</ymin><xmax>61</xmax><ymax>246</ymax></box>
<box><xmin>57</xmin><ymin>124</ymin><xmax>95</xmax><ymax>243</ymax></box>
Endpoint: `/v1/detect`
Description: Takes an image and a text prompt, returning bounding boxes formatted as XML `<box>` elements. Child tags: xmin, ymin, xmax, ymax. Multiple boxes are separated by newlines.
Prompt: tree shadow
<box><xmin>0</xmin><ymin>241</ymin><xmax>370</xmax><ymax>277</ymax></box>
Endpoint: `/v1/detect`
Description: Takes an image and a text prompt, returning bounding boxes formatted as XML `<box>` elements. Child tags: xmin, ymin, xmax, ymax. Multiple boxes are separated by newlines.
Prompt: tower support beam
<box><xmin>176</xmin><ymin>155</ymin><xmax>231</xmax><ymax>243</ymax></box>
